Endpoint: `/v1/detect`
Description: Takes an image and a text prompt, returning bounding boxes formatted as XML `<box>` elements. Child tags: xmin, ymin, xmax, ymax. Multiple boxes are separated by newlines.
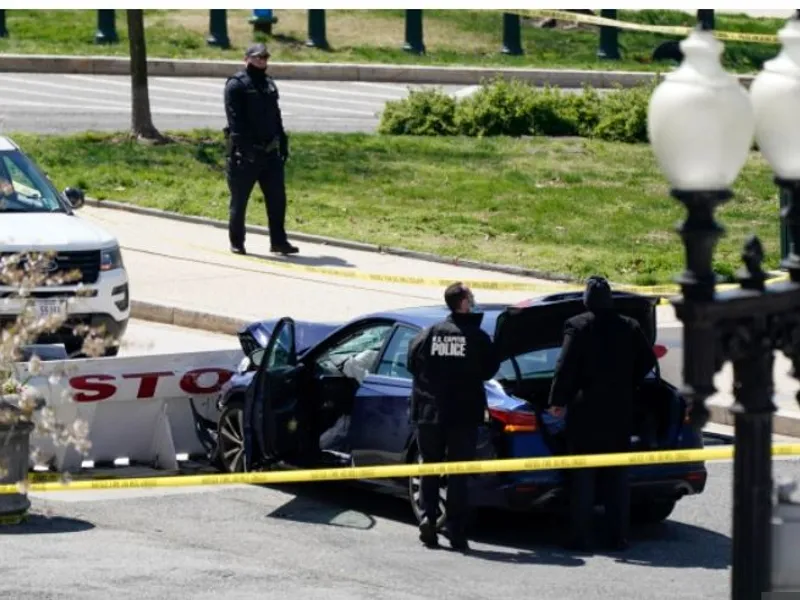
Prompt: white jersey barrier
<box><xmin>22</xmin><ymin>349</ymin><xmax>244</xmax><ymax>473</ymax></box>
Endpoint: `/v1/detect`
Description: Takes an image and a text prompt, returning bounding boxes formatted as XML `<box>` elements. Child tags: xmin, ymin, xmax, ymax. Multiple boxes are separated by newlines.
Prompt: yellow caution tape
<box><xmin>186</xmin><ymin>242</ymin><xmax>788</xmax><ymax>300</ymax></box>
<box><xmin>3</xmin><ymin>443</ymin><xmax>800</xmax><ymax>495</ymax></box>
<box><xmin>512</xmin><ymin>9</ymin><xmax>780</xmax><ymax>44</ymax></box>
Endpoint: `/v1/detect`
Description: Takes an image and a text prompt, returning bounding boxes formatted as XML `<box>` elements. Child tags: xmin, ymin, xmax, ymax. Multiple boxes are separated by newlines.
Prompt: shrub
<box><xmin>377</xmin><ymin>78</ymin><xmax>656</xmax><ymax>144</ymax></box>
<box><xmin>592</xmin><ymin>82</ymin><xmax>654</xmax><ymax>144</ymax></box>
<box><xmin>378</xmin><ymin>87</ymin><xmax>458</xmax><ymax>136</ymax></box>
<box><xmin>454</xmin><ymin>78</ymin><xmax>538</xmax><ymax>137</ymax></box>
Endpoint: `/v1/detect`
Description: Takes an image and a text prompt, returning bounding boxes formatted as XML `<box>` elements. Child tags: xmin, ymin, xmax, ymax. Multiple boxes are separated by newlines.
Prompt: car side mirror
<box><xmin>63</xmin><ymin>187</ymin><xmax>85</xmax><ymax>209</ymax></box>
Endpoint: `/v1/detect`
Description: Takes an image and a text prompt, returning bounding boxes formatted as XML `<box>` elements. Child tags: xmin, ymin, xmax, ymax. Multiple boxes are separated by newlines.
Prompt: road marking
<box><xmin>66</xmin><ymin>74</ymin><xmax>376</xmax><ymax>116</ymax></box>
<box><xmin>135</xmin><ymin>76</ymin><xmax>385</xmax><ymax>109</ymax></box>
<box><xmin>0</xmin><ymin>92</ymin><xmax>219</xmax><ymax>118</ymax></box>
<box><xmin>279</xmin><ymin>81</ymin><xmax>410</xmax><ymax>100</ymax></box>
<box><xmin>0</xmin><ymin>74</ymin><xmax>223</xmax><ymax>110</ymax></box>
<box><xmin>352</xmin><ymin>81</ymin><xmax>418</xmax><ymax>93</ymax></box>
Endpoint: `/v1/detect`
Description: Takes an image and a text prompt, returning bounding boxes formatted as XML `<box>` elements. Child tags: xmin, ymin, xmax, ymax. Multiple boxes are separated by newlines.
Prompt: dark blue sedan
<box><xmin>210</xmin><ymin>290</ymin><xmax>707</xmax><ymax>527</ymax></box>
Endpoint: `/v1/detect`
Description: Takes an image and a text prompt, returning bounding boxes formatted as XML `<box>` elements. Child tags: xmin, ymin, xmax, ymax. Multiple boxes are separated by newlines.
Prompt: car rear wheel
<box><xmin>408</xmin><ymin>450</ymin><xmax>448</xmax><ymax>530</ymax></box>
<box><xmin>218</xmin><ymin>400</ymin><xmax>246</xmax><ymax>473</ymax></box>
<box><xmin>631</xmin><ymin>499</ymin><xmax>676</xmax><ymax>525</ymax></box>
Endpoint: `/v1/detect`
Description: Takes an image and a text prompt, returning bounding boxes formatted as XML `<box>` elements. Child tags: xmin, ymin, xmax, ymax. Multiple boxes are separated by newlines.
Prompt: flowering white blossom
<box><xmin>0</xmin><ymin>250</ymin><xmax>115</xmax><ymax>488</ymax></box>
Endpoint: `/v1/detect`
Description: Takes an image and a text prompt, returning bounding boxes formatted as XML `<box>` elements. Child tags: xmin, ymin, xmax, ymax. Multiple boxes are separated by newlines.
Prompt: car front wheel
<box><xmin>218</xmin><ymin>400</ymin><xmax>246</xmax><ymax>473</ymax></box>
<box><xmin>408</xmin><ymin>450</ymin><xmax>448</xmax><ymax>530</ymax></box>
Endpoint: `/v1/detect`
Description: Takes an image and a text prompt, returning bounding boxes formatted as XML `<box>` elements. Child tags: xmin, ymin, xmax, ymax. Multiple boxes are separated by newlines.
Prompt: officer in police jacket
<box><xmin>407</xmin><ymin>282</ymin><xmax>500</xmax><ymax>551</ymax></box>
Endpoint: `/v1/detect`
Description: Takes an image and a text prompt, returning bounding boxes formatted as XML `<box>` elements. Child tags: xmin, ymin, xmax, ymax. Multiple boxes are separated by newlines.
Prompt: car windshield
<box><xmin>0</xmin><ymin>150</ymin><xmax>65</xmax><ymax>213</ymax></box>
<box><xmin>497</xmin><ymin>347</ymin><xmax>657</xmax><ymax>381</ymax></box>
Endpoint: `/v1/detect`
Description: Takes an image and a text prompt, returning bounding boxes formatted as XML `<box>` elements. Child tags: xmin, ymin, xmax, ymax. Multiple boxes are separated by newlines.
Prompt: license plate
<box><xmin>34</xmin><ymin>298</ymin><xmax>67</xmax><ymax>319</ymax></box>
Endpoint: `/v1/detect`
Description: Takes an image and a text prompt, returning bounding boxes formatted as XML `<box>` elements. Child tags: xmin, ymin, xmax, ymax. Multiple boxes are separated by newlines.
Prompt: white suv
<box><xmin>0</xmin><ymin>136</ymin><xmax>130</xmax><ymax>356</ymax></box>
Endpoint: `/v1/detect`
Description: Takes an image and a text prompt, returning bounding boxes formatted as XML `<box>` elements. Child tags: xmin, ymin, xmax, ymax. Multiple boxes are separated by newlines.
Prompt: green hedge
<box><xmin>378</xmin><ymin>78</ymin><xmax>657</xmax><ymax>144</ymax></box>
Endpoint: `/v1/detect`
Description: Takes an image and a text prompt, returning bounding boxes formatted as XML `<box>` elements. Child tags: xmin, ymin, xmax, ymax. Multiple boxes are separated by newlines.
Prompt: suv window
<box><xmin>376</xmin><ymin>325</ymin><xmax>419</xmax><ymax>380</ymax></box>
<box><xmin>0</xmin><ymin>150</ymin><xmax>65</xmax><ymax>213</ymax></box>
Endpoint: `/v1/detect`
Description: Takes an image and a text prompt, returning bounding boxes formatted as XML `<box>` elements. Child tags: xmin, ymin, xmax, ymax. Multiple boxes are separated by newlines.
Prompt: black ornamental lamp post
<box><xmin>647</xmin><ymin>11</ymin><xmax>800</xmax><ymax>600</ymax></box>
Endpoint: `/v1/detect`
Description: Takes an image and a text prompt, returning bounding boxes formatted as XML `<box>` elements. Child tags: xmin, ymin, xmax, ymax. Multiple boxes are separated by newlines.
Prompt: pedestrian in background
<box><xmin>407</xmin><ymin>282</ymin><xmax>500</xmax><ymax>551</ymax></box>
<box><xmin>223</xmin><ymin>43</ymin><xmax>298</xmax><ymax>256</ymax></box>
<box><xmin>547</xmin><ymin>275</ymin><xmax>657</xmax><ymax>552</ymax></box>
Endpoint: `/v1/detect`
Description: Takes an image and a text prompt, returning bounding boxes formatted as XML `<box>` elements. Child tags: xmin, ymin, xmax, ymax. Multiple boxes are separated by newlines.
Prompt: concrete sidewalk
<box><xmin>78</xmin><ymin>203</ymin><xmax>797</xmax><ymax>434</ymax></box>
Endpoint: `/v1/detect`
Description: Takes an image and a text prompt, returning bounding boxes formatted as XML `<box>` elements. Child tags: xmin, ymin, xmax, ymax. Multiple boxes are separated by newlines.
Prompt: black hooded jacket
<box><xmin>224</xmin><ymin>65</ymin><xmax>288</xmax><ymax>156</ymax></box>
<box><xmin>547</xmin><ymin>277</ymin><xmax>657</xmax><ymax>453</ymax></box>
<box><xmin>407</xmin><ymin>311</ymin><xmax>500</xmax><ymax>426</ymax></box>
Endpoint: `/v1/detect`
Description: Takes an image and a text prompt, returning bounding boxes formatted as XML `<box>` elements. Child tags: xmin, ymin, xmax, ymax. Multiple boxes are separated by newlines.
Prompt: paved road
<box><xmin>118</xmin><ymin>317</ymin><xmax>238</xmax><ymax>356</ymax></box>
<box><xmin>6</xmin><ymin>449</ymin><xmax>800</xmax><ymax>599</ymax></box>
<box><xmin>0</xmin><ymin>74</ymin><xmax>470</xmax><ymax>135</ymax></box>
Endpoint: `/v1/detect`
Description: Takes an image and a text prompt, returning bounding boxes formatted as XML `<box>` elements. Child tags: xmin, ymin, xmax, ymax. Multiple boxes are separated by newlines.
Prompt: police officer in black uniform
<box><xmin>224</xmin><ymin>43</ymin><xmax>298</xmax><ymax>256</ymax></box>
<box><xmin>547</xmin><ymin>276</ymin><xmax>657</xmax><ymax>552</ymax></box>
<box><xmin>407</xmin><ymin>282</ymin><xmax>500</xmax><ymax>551</ymax></box>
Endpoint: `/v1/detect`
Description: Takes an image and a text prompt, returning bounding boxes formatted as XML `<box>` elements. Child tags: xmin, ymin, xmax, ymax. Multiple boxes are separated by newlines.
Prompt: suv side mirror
<box><xmin>63</xmin><ymin>187</ymin><xmax>85</xmax><ymax>209</ymax></box>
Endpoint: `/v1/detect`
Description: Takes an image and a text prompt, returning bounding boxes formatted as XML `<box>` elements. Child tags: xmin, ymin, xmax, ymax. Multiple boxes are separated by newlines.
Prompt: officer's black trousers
<box><xmin>568</xmin><ymin>465</ymin><xmax>630</xmax><ymax>545</ymax></box>
<box><xmin>416</xmin><ymin>423</ymin><xmax>478</xmax><ymax>534</ymax></box>
<box><xmin>226</xmin><ymin>152</ymin><xmax>288</xmax><ymax>248</ymax></box>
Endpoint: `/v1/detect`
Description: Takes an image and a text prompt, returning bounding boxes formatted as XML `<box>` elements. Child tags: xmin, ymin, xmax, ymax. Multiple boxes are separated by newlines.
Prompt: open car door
<box><xmin>250</xmin><ymin>316</ymin><xmax>302</xmax><ymax>465</ymax></box>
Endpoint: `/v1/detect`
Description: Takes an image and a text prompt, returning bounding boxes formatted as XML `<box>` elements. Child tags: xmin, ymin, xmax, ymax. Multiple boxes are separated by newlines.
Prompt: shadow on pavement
<box><xmin>259</xmin><ymin>480</ymin><xmax>730</xmax><ymax>569</ymax></box>
<box><xmin>267</xmin><ymin>493</ymin><xmax>377</xmax><ymax>531</ymax></box>
<box><xmin>0</xmin><ymin>513</ymin><xmax>95</xmax><ymax>536</ymax></box>
<box><xmin>247</xmin><ymin>251</ymin><xmax>355</xmax><ymax>268</ymax></box>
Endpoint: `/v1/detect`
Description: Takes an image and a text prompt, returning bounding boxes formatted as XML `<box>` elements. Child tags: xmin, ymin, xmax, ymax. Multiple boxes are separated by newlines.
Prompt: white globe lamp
<box><xmin>647</xmin><ymin>26</ymin><xmax>755</xmax><ymax>193</ymax></box>
<box><xmin>749</xmin><ymin>11</ymin><xmax>800</xmax><ymax>275</ymax></box>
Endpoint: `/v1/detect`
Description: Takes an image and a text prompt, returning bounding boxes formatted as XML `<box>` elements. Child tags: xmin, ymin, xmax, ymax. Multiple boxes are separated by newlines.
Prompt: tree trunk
<box><xmin>127</xmin><ymin>9</ymin><xmax>165</xmax><ymax>143</ymax></box>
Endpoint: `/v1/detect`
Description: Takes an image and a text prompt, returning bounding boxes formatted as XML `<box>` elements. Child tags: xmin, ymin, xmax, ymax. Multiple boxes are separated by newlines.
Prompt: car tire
<box><xmin>631</xmin><ymin>499</ymin><xmax>676</xmax><ymax>525</ymax></box>
<box><xmin>218</xmin><ymin>399</ymin><xmax>247</xmax><ymax>473</ymax></box>
<box><xmin>407</xmin><ymin>448</ymin><xmax>447</xmax><ymax>530</ymax></box>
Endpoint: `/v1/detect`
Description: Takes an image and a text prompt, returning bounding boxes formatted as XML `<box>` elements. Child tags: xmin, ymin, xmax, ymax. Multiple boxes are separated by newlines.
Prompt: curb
<box><xmin>0</xmin><ymin>53</ymin><xmax>756</xmax><ymax>88</ymax></box>
<box><xmin>708</xmin><ymin>404</ymin><xmax>800</xmax><ymax>440</ymax></box>
<box><xmin>84</xmin><ymin>198</ymin><xmax>580</xmax><ymax>284</ymax></box>
<box><xmin>130</xmin><ymin>299</ymin><xmax>249</xmax><ymax>336</ymax></box>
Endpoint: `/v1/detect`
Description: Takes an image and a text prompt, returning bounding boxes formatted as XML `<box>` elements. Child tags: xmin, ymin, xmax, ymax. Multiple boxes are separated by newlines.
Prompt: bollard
<box><xmin>697</xmin><ymin>9</ymin><xmax>715</xmax><ymax>31</ymax></box>
<box><xmin>95</xmin><ymin>9</ymin><xmax>118</xmax><ymax>45</ymax></box>
<box><xmin>306</xmin><ymin>9</ymin><xmax>328</xmax><ymax>49</ymax></box>
<box><xmin>501</xmin><ymin>13</ymin><xmax>523</xmax><ymax>55</ymax></box>
<box><xmin>597</xmin><ymin>9</ymin><xmax>620</xmax><ymax>59</ymax></box>
<box><xmin>249</xmin><ymin>9</ymin><xmax>278</xmax><ymax>35</ymax></box>
<box><xmin>207</xmin><ymin>9</ymin><xmax>230</xmax><ymax>49</ymax></box>
<box><xmin>0</xmin><ymin>10</ymin><xmax>7</xmax><ymax>39</ymax></box>
<box><xmin>403</xmin><ymin>9</ymin><xmax>425</xmax><ymax>54</ymax></box>
<box><xmin>771</xmin><ymin>480</ymin><xmax>800</xmax><ymax>591</ymax></box>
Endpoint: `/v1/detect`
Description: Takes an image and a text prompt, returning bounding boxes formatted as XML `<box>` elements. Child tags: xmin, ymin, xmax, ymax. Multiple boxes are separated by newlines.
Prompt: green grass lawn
<box><xmin>7</xmin><ymin>130</ymin><xmax>781</xmax><ymax>286</ymax></box>
<box><xmin>0</xmin><ymin>9</ymin><xmax>787</xmax><ymax>73</ymax></box>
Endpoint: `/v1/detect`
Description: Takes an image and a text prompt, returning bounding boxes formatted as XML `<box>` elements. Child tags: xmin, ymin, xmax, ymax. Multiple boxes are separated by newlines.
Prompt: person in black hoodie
<box><xmin>547</xmin><ymin>275</ymin><xmax>657</xmax><ymax>551</ymax></box>
<box><xmin>407</xmin><ymin>282</ymin><xmax>500</xmax><ymax>551</ymax></box>
<box><xmin>223</xmin><ymin>43</ymin><xmax>298</xmax><ymax>256</ymax></box>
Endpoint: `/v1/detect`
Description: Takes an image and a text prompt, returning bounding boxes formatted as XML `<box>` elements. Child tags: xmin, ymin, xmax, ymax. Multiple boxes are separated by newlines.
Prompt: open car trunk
<box><xmin>492</xmin><ymin>291</ymin><xmax>683</xmax><ymax>452</ymax></box>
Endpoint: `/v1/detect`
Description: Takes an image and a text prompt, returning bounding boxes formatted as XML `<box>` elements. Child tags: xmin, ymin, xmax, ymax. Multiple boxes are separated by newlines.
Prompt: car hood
<box><xmin>493</xmin><ymin>291</ymin><xmax>658</xmax><ymax>361</ymax></box>
<box><xmin>0</xmin><ymin>213</ymin><xmax>118</xmax><ymax>251</ymax></box>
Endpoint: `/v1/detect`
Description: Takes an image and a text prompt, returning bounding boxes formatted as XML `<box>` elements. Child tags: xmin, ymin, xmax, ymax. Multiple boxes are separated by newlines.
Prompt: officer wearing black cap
<box><xmin>407</xmin><ymin>281</ymin><xmax>500</xmax><ymax>551</ymax></box>
<box><xmin>547</xmin><ymin>275</ymin><xmax>657</xmax><ymax>552</ymax></box>
<box><xmin>224</xmin><ymin>43</ymin><xmax>298</xmax><ymax>255</ymax></box>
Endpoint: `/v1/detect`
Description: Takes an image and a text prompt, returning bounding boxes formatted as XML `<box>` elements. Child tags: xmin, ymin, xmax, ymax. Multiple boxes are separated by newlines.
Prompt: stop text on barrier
<box><xmin>68</xmin><ymin>367</ymin><xmax>235</xmax><ymax>402</ymax></box>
